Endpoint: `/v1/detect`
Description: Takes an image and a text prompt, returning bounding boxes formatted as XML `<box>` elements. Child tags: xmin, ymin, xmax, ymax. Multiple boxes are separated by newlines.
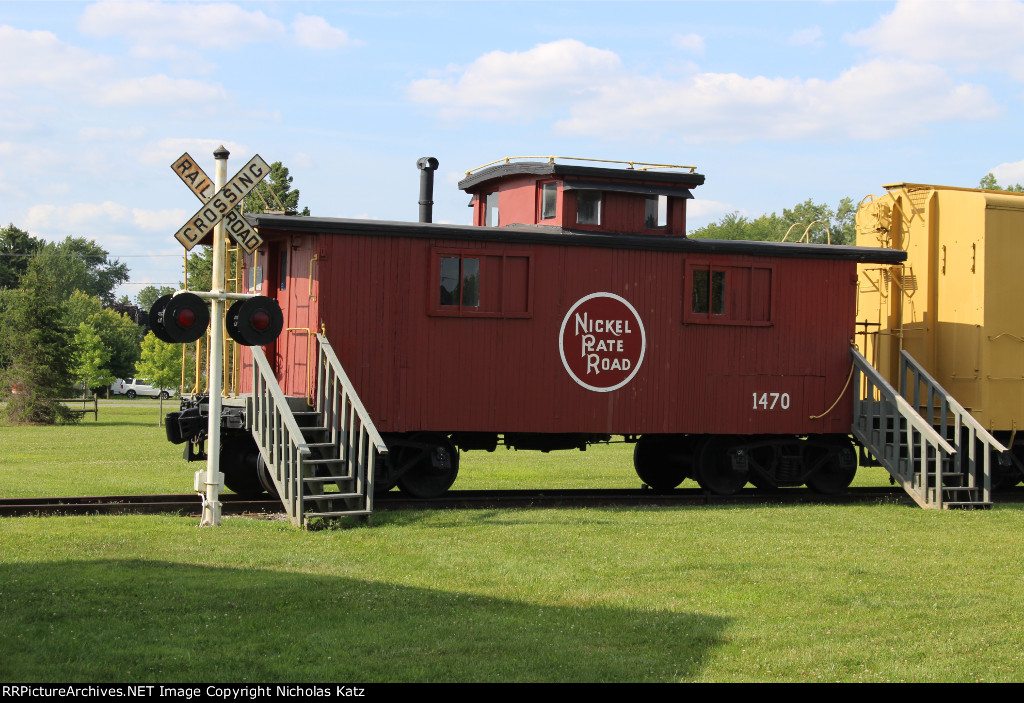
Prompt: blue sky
<box><xmin>2</xmin><ymin>0</ymin><xmax>1023</xmax><ymax>298</ymax></box>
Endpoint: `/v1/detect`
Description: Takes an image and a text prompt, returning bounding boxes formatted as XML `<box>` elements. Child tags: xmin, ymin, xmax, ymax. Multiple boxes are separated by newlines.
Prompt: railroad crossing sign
<box><xmin>172</xmin><ymin>152</ymin><xmax>269</xmax><ymax>254</ymax></box>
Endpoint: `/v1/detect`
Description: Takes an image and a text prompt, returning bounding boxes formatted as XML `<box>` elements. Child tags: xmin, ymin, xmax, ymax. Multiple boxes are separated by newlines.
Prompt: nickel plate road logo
<box><xmin>559</xmin><ymin>292</ymin><xmax>646</xmax><ymax>392</ymax></box>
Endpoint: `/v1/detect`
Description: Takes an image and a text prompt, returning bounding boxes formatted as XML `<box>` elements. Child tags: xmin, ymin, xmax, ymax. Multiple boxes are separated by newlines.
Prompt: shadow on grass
<box><xmin>0</xmin><ymin>559</ymin><xmax>729</xmax><ymax>683</ymax></box>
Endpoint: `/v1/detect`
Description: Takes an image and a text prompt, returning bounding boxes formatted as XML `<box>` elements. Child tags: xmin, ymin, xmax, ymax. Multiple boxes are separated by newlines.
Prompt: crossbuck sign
<box><xmin>172</xmin><ymin>153</ymin><xmax>269</xmax><ymax>254</ymax></box>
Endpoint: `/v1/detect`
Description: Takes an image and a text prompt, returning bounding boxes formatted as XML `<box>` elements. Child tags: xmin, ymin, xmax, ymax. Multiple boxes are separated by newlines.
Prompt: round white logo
<box><xmin>558</xmin><ymin>292</ymin><xmax>646</xmax><ymax>392</ymax></box>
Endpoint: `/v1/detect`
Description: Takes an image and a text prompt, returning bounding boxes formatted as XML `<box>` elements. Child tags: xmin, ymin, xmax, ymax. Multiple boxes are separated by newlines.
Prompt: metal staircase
<box><xmin>249</xmin><ymin>334</ymin><xmax>388</xmax><ymax>527</ymax></box>
<box><xmin>852</xmin><ymin>348</ymin><xmax>1003</xmax><ymax>509</ymax></box>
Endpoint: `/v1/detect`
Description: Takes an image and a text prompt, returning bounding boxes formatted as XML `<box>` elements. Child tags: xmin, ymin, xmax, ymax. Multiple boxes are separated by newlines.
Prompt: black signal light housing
<box><xmin>226</xmin><ymin>296</ymin><xmax>284</xmax><ymax>347</ymax></box>
<box><xmin>150</xmin><ymin>292</ymin><xmax>210</xmax><ymax>344</ymax></box>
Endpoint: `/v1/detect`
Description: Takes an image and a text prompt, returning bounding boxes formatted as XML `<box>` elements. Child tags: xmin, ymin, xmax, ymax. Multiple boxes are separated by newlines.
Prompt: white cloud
<box><xmin>131</xmin><ymin>208</ymin><xmax>190</xmax><ymax>232</ymax></box>
<box><xmin>25</xmin><ymin>201</ymin><xmax>131</xmax><ymax>231</ymax></box>
<box><xmin>0</xmin><ymin>25</ymin><xmax>113</xmax><ymax>89</ymax></box>
<box><xmin>672</xmin><ymin>33</ymin><xmax>705</xmax><ymax>55</ymax></box>
<box><xmin>93</xmin><ymin>75</ymin><xmax>228</xmax><ymax>107</ymax></box>
<box><xmin>292</xmin><ymin>14</ymin><xmax>358</xmax><ymax>49</ymax></box>
<box><xmin>991</xmin><ymin>160</ymin><xmax>1024</xmax><ymax>184</ymax></box>
<box><xmin>407</xmin><ymin>39</ymin><xmax>622</xmax><ymax>120</ymax></box>
<box><xmin>0</xmin><ymin>25</ymin><xmax>227</xmax><ymax>109</ymax></box>
<box><xmin>847</xmin><ymin>0</ymin><xmax>1024</xmax><ymax>78</ymax></box>
<box><xmin>409</xmin><ymin>39</ymin><xmax>998</xmax><ymax>142</ymax></box>
<box><xmin>79</xmin><ymin>1</ymin><xmax>287</xmax><ymax>56</ymax></box>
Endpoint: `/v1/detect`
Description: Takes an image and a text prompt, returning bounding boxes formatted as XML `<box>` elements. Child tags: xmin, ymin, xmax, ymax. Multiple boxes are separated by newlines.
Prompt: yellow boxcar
<box><xmin>856</xmin><ymin>182</ymin><xmax>1024</xmax><ymax>479</ymax></box>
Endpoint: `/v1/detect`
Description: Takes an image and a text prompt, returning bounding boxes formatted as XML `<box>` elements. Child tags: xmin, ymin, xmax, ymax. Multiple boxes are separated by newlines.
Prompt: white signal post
<box><xmin>201</xmin><ymin>146</ymin><xmax>229</xmax><ymax>527</ymax></box>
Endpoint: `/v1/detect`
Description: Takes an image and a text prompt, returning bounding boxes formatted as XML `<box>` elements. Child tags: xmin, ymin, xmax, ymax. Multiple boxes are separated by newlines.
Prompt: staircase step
<box><xmin>304</xmin><ymin>510</ymin><xmax>372</xmax><ymax>519</ymax></box>
<box><xmin>303</xmin><ymin>492</ymin><xmax>362</xmax><ymax>501</ymax></box>
<box><xmin>304</xmin><ymin>476</ymin><xmax>354</xmax><ymax>484</ymax></box>
<box><xmin>305</xmin><ymin>457</ymin><xmax>346</xmax><ymax>466</ymax></box>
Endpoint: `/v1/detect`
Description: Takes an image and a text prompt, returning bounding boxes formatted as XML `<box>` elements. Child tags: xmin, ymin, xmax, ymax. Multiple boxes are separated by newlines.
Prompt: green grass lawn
<box><xmin>2</xmin><ymin>408</ymin><xmax>1019</xmax><ymax>682</ymax></box>
<box><xmin>0</xmin><ymin>405</ymin><xmax>895</xmax><ymax>497</ymax></box>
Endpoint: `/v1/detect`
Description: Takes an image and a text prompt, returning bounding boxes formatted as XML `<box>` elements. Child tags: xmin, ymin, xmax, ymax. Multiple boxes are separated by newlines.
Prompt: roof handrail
<box><xmin>464</xmin><ymin>156</ymin><xmax>698</xmax><ymax>178</ymax></box>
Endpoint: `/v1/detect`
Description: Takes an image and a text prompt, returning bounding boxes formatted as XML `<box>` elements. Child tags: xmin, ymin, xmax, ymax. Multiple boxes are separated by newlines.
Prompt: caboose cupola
<box><xmin>458</xmin><ymin>157</ymin><xmax>705</xmax><ymax>236</ymax></box>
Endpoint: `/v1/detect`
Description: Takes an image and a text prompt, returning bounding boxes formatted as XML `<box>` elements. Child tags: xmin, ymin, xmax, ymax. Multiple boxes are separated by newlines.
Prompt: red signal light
<box><xmin>176</xmin><ymin>308</ymin><xmax>196</xmax><ymax>328</ymax></box>
<box><xmin>252</xmin><ymin>310</ymin><xmax>271</xmax><ymax>331</ymax></box>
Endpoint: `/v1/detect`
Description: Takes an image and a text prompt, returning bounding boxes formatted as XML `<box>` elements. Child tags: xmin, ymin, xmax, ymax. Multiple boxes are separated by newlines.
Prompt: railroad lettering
<box><xmin>752</xmin><ymin>392</ymin><xmax>791</xmax><ymax>410</ymax></box>
<box><xmin>560</xmin><ymin>293</ymin><xmax>645</xmax><ymax>392</ymax></box>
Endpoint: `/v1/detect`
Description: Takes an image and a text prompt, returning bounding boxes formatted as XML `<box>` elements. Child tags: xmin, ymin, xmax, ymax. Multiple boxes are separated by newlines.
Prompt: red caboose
<box><xmin>234</xmin><ymin>157</ymin><xmax>903</xmax><ymax>499</ymax></box>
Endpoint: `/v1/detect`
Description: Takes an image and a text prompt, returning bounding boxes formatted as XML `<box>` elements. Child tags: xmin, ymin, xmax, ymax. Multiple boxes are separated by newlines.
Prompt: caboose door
<box><xmin>273</xmin><ymin>235</ymin><xmax>318</xmax><ymax>399</ymax></box>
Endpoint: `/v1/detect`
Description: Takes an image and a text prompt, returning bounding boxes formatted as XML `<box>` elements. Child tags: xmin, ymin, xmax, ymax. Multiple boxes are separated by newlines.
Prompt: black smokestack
<box><xmin>417</xmin><ymin>157</ymin><xmax>439</xmax><ymax>223</ymax></box>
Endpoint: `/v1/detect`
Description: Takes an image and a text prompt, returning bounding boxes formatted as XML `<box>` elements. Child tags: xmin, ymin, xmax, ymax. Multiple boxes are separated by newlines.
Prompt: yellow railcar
<box><xmin>856</xmin><ymin>183</ymin><xmax>1024</xmax><ymax>482</ymax></box>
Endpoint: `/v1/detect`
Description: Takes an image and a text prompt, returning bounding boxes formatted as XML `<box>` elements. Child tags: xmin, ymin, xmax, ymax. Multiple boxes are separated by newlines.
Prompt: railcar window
<box><xmin>279</xmin><ymin>251</ymin><xmax>287</xmax><ymax>291</ymax></box>
<box><xmin>541</xmin><ymin>182</ymin><xmax>557</xmax><ymax>220</ymax></box>
<box><xmin>485</xmin><ymin>192</ymin><xmax>499</xmax><ymax>227</ymax></box>
<box><xmin>440</xmin><ymin>256</ymin><xmax>461</xmax><ymax>306</ymax></box>
<box><xmin>645</xmin><ymin>195</ymin><xmax>668</xmax><ymax>229</ymax></box>
<box><xmin>432</xmin><ymin>249</ymin><xmax>533</xmax><ymax>318</ymax></box>
<box><xmin>686</xmin><ymin>263</ymin><xmax>772</xmax><ymax>325</ymax></box>
<box><xmin>461</xmin><ymin>258</ymin><xmax>480</xmax><ymax>307</ymax></box>
<box><xmin>691</xmin><ymin>270</ymin><xmax>725</xmax><ymax>315</ymax></box>
<box><xmin>577</xmin><ymin>190</ymin><xmax>602</xmax><ymax>225</ymax></box>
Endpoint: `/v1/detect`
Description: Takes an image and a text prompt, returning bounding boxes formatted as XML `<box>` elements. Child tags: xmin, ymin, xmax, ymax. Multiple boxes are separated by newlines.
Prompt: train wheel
<box><xmin>396</xmin><ymin>433</ymin><xmax>459</xmax><ymax>498</ymax></box>
<box><xmin>220</xmin><ymin>433</ymin><xmax>270</xmax><ymax>498</ymax></box>
<box><xmin>695</xmin><ymin>436</ymin><xmax>748</xmax><ymax>495</ymax></box>
<box><xmin>633</xmin><ymin>435</ymin><xmax>689</xmax><ymax>491</ymax></box>
<box><xmin>805</xmin><ymin>438</ymin><xmax>857</xmax><ymax>495</ymax></box>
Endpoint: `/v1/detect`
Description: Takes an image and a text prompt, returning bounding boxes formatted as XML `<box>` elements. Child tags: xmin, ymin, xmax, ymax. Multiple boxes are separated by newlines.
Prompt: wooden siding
<box><xmin>246</xmin><ymin>226</ymin><xmax>857</xmax><ymax>437</ymax></box>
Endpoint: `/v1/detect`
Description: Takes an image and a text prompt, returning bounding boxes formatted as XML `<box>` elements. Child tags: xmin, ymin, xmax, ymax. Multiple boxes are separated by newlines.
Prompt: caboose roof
<box><xmin>248</xmin><ymin>213</ymin><xmax>906</xmax><ymax>264</ymax></box>
<box><xmin>457</xmin><ymin>161</ymin><xmax>706</xmax><ymax>192</ymax></box>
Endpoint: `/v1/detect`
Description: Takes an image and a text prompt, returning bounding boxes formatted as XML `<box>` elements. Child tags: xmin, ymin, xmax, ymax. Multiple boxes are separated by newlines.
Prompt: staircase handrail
<box><xmin>853</xmin><ymin>349</ymin><xmax>955</xmax><ymax>455</ymax></box>
<box><xmin>251</xmin><ymin>346</ymin><xmax>311</xmax><ymax>523</ymax></box>
<box><xmin>317</xmin><ymin>334</ymin><xmax>388</xmax><ymax>454</ymax></box>
<box><xmin>899</xmin><ymin>350</ymin><xmax>1006</xmax><ymax>451</ymax></box>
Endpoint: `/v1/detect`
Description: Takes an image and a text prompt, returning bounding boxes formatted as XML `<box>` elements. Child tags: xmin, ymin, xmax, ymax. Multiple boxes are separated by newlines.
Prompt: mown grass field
<box><xmin>2</xmin><ymin>407</ymin><xmax>1023</xmax><ymax>682</ymax></box>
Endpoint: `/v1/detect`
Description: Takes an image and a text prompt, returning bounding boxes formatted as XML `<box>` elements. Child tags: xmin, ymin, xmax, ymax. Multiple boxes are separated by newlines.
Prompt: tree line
<box><xmin>691</xmin><ymin>173</ymin><xmax>1024</xmax><ymax>244</ymax></box>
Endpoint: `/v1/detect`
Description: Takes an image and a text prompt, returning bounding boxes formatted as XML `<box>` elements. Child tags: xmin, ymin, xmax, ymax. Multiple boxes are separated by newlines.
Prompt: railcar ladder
<box><xmin>851</xmin><ymin>348</ymin><xmax>1003</xmax><ymax>509</ymax></box>
<box><xmin>248</xmin><ymin>335</ymin><xmax>388</xmax><ymax>527</ymax></box>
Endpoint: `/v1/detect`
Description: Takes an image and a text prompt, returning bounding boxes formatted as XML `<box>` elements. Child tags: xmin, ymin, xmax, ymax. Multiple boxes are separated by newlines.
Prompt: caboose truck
<box><xmin>166</xmin><ymin>156</ymin><xmax>1011</xmax><ymax>526</ymax></box>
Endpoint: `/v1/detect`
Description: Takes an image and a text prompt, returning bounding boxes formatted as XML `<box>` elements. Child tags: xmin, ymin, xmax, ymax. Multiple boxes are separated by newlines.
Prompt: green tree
<box><xmin>71</xmin><ymin>322</ymin><xmax>116</xmax><ymax>395</ymax></box>
<box><xmin>182</xmin><ymin>246</ymin><xmax>213</xmax><ymax>291</ymax></box>
<box><xmin>135</xmin><ymin>284</ymin><xmax>176</xmax><ymax>311</ymax></box>
<box><xmin>979</xmin><ymin>173</ymin><xmax>1024</xmax><ymax>192</ymax></box>
<box><xmin>62</xmin><ymin>291</ymin><xmax>143</xmax><ymax>380</ymax></box>
<box><xmin>32</xmin><ymin>236</ymin><xmax>130</xmax><ymax>306</ymax></box>
<box><xmin>0</xmin><ymin>261</ymin><xmax>75</xmax><ymax>424</ymax></box>
<box><xmin>691</xmin><ymin>197</ymin><xmax>856</xmax><ymax>245</ymax></box>
<box><xmin>136</xmin><ymin>332</ymin><xmax>183</xmax><ymax>423</ymax></box>
<box><xmin>244</xmin><ymin>161</ymin><xmax>310</xmax><ymax>215</ymax></box>
<box><xmin>0</xmin><ymin>224</ymin><xmax>41</xmax><ymax>290</ymax></box>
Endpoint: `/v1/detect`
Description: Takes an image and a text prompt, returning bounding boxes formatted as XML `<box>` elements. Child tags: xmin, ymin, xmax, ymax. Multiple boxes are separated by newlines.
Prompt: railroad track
<box><xmin>0</xmin><ymin>486</ymin><xmax>969</xmax><ymax>518</ymax></box>
<box><xmin>4</xmin><ymin>486</ymin><xmax>1022</xmax><ymax>518</ymax></box>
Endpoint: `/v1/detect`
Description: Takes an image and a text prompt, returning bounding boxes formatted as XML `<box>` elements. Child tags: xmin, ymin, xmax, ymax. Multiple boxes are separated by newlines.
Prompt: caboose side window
<box><xmin>577</xmin><ymin>190</ymin><xmax>602</xmax><ymax>225</ymax></box>
<box><xmin>431</xmin><ymin>248</ymin><xmax>533</xmax><ymax>318</ymax></box>
<box><xmin>691</xmin><ymin>269</ymin><xmax>725</xmax><ymax>315</ymax></box>
<box><xmin>686</xmin><ymin>262</ymin><xmax>772</xmax><ymax>325</ymax></box>
<box><xmin>485</xmin><ymin>192</ymin><xmax>499</xmax><ymax>227</ymax></box>
<box><xmin>645</xmin><ymin>195</ymin><xmax>668</xmax><ymax>229</ymax></box>
<box><xmin>540</xmin><ymin>182</ymin><xmax>557</xmax><ymax>220</ymax></box>
<box><xmin>439</xmin><ymin>256</ymin><xmax>480</xmax><ymax>308</ymax></box>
